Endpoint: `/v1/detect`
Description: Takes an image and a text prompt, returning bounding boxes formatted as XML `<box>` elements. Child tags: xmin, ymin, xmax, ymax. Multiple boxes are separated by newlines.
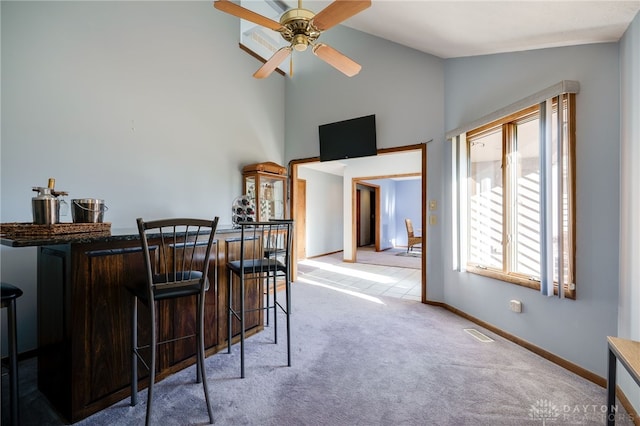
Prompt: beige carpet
<box><xmin>4</xmin><ymin>281</ymin><xmax>635</xmax><ymax>425</ymax></box>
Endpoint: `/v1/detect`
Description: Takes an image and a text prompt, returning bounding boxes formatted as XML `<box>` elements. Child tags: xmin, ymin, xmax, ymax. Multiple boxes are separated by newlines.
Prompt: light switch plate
<box><xmin>429</xmin><ymin>200</ymin><xmax>437</xmax><ymax>210</ymax></box>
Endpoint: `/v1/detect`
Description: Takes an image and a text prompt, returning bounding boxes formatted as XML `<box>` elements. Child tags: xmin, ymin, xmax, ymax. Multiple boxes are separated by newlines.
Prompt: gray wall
<box><xmin>443</xmin><ymin>44</ymin><xmax>621</xmax><ymax>376</ymax></box>
<box><xmin>0</xmin><ymin>1</ymin><xmax>285</xmax><ymax>353</ymax></box>
<box><xmin>285</xmin><ymin>25</ymin><xmax>444</xmax><ymax>160</ymax></box>
<box><xmin>618</xmin><ymin>10</ymin><xmax>640</xmax><ymax>413</ymax></box>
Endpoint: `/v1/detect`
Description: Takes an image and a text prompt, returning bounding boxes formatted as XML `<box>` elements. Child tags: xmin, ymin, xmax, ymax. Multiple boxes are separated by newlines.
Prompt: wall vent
<box><xmin>464</xmin><ymin>328</ymin><xmax>494</xmax><ymax>343</ymax></box>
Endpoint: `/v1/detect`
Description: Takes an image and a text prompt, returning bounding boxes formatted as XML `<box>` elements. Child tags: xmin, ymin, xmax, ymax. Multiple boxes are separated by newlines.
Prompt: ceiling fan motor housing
<box><xmin>279</xmin><ymin>8</ymin><xmax>320</xmax><ymax>51</ymax></box>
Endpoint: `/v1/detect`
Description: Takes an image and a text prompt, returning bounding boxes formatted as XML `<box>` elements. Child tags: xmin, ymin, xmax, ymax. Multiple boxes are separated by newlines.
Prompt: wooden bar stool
<box><xmin>1</xmin><ymin>282</ymin><xmax>23</xmax><ymax>426</ymax></box>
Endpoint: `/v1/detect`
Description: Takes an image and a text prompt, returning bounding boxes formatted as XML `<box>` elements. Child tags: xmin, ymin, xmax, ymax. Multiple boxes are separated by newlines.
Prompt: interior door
<box><xmin>356</xmin><ymin>185</ymin><xmax>375</xmax><ymax>247</ymax></box>
<box><xmin>295</xmin><ymin>179</ymin><xmax>306</xmax><ymax>259</ymax></box>
<box><xmin>356</xmin><ymin>189</ymin><xmax>362</xmax><ymax>246</ymax></box>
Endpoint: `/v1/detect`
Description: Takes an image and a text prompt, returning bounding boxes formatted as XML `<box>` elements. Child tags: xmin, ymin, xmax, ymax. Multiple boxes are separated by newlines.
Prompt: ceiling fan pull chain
<box><xmin>290</xmin><ymin>55</ymin><xmax>294</xmax><ymax>77</ymax></box>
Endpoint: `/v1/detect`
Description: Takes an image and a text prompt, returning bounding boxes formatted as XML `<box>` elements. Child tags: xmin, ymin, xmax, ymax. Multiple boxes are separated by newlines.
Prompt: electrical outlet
<box><xmin>509</xmin><ymin>299</ymin><xmax>522</xmax><ymax>313</ymax></box>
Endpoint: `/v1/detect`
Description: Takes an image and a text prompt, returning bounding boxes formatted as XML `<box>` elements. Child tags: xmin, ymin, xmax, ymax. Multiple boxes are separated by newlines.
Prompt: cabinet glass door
<box><xmin>259</xmin><ymin>177</ymin><xmax>284</xmax><ymax>221</ymax></box>
<box><xmin>245</xmin><ymin>176</ymin><xmax>256</xmax><ymax>207</ymax></box>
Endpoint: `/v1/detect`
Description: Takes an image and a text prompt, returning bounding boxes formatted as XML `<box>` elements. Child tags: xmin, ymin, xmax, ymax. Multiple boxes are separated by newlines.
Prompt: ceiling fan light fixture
<box><xmin>293</xmin><ymin>34</ymin><xmax>309</xmax><ymax>51</ymax></box>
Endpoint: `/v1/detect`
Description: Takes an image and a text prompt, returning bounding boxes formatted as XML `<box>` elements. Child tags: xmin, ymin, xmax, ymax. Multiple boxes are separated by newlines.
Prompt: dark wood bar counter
<box><xmin>1</xmin><ymin>226</ymin><xmax>262</xmax><ymax>423</ymax></box>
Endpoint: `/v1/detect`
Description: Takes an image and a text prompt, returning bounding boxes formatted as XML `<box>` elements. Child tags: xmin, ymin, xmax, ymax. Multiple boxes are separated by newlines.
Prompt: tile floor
<box><xmin>296</xmin><ymin>251</ymin><xmax>422</xmax><ymax>301</ymax></box>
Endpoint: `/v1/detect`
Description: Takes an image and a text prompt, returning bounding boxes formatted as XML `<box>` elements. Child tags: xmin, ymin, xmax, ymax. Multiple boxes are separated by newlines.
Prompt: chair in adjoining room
<box><xmin>405</xmin><ymin>218</ymin><xmax>422</xmax><ymax>253</ymax></box>
<box><xmin>1</xmin><ymin>282</ymin><xmax>23</xmax><ymax>426</ymax></box>
<box><xmin>227</xmin><ymin>220</ymin><xmax>293</xmax><ymax>378</ymax></box>
<box><xmin>128</xmin><ymin>217</ymin><xmax>219</xmax><ymax>426</ymax></box>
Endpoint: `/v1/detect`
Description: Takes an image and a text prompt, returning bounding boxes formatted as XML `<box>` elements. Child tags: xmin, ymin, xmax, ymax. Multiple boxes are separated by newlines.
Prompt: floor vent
<box><xmin>464</xmin><ymin>328</ymin><xmax>494</xmax><ymax>343</ymax></box>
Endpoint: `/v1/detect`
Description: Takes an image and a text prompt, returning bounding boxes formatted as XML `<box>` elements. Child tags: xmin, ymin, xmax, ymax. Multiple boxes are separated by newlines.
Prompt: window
<box><xmin>452</xmin><ymin>93</ymin><xmax>576</xmax><ymax>298</ymax></box>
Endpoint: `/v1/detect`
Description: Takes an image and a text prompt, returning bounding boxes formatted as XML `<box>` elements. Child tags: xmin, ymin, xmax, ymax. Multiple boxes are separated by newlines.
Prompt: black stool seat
<box><xmin>1</xmin><ymin>282</ymin><xmax>23</xmax><ymax>426</ymax></box>
<box><xmin>1</xmin><ymin>283</ymin><xmax>23</xmax><ymax>304</ymax></box>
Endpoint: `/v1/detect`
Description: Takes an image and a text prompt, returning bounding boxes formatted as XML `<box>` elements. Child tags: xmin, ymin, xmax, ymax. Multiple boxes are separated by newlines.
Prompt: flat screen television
<box><xmin>319</xmin><ymin>114</ymin><xmax>377</xmax><ymax>162</ymax></box>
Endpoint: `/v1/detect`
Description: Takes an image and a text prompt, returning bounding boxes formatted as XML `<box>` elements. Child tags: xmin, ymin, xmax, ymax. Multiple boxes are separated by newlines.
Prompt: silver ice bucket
<box><xmin>72</xmin><ymin>199</ymin><xmax>108</xmax><ymax>223</ymax></box>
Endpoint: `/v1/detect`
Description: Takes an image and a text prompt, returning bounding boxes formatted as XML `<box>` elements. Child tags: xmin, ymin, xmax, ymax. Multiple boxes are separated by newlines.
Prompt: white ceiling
<box><xmin>299</xmin><ymin>153</ymin><xmax>421</xmax><ymax>178</ymax></box>
<box><xmin>289</xmin><ymin>0</ymin><xmax>640</xmax><ymax>58</ymax></box>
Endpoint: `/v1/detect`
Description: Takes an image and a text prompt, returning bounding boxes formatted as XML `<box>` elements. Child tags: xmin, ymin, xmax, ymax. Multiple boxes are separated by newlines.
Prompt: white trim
<box><xmin>445</xmin><ymin>80</ymin><xmax>579</xmax><ymax>139</ymax></box>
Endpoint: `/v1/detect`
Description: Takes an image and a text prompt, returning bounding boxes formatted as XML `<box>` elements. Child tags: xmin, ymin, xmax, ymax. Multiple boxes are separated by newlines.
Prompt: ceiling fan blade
<box><xmin>312</xmin><ymin>43</ymin><xmax>361</xmax><ymax>77</ymax></box>
<box><xmin>214</xmin><ymin>0</ymin><xmax>284</xmax><ymax>31</ymax></box>
<box><xmin>311</xmin><ymin>0</ymin><xmax>371</xmax><ymax>31</ymax></box>
<box><xmin>254</xmin><ymin>46</ymin><xmax>292</xmax><ymax>79</ymax></box>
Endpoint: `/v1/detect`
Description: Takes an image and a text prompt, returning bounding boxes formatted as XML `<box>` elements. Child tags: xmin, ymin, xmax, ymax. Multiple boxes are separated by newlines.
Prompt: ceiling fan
<box><xmin>214</xmin><ymin>0</ymin><xmax>371</xmax><ymax>78</ymax></box>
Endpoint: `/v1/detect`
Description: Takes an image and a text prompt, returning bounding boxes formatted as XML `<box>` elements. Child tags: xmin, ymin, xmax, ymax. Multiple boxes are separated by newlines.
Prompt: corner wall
<box><xmin>443</xmin><ymin>43</ymin><xmax>621</xmax><ymax>377</ymax></box>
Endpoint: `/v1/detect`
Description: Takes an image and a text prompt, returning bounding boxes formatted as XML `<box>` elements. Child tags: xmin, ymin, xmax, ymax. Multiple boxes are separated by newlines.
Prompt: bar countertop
<box><xmin>1</xmin><ymin>224</ymin><xmax>239</xmax><ymax>248</ymax></box>
<box><xmin>2</xmin><ymin>220</ymin><xmax>261</xmax><ymax>422</ymax></box>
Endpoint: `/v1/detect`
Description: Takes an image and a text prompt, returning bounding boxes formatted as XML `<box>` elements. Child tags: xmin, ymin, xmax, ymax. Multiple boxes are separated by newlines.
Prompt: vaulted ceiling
<box><xmin>285</xmin><ymin>1</ymin><xmax>640</xmax><ymax>58</ymax></box>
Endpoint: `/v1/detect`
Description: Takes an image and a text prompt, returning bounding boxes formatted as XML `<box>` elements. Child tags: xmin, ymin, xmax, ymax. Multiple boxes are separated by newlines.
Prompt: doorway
<box><xmin>290</xmin><ymin>143</ymin><xmax>427</xmax><ymax>302</ymax></box>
